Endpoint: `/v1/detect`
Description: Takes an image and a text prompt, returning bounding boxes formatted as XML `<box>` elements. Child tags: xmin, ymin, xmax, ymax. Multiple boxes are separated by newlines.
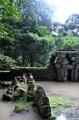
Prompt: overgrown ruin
<box><xmin>0</xmin><ymin>50</ymin><xmax>79</xmax><ymax>82</ymax></box>
<box><xmin>49</xmin><ymin>51</ymin><xmax>79</xmax><ymax>81</ymax></box>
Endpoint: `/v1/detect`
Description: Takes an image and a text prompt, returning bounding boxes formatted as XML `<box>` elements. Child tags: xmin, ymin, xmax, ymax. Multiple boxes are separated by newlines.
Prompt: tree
<box><xmin>62</xmin><ymin>34</ymin><xmax>79</xmax><ymax>50</ymax></box>
<box><xmin>0</xmin><ymin>0</ymin><xmax>22</xmax><ymax>22</ymax></box>
<box><xmin>34</xmin><ymin>26</ymin><xmax>50</xmax><ymax>37</ymax></box>
<box><xmin>66</xmin><ymin>14</ymin><xmax>79</xmax><ymax>25</ymax></box>
<box><xmin>14</xmin><ymin>31</ymin><xmax>51</xmax><ymax>67</ymax></box>
<box><xmin>0</xmin><ymin>53</ymin><xmax>17</xmax><ymax>70</ymax></box>
<box><xmin>20</xmin><ymin>0</ymin><xmax>54</xmax><ymax>28</ymax></box>
<box><xmin>35</xmin><ymin>0</ymin><xmax>54</xmax><ymax>27</ymax></box>
<box><xmin>0</xmin><ymin>0</ymin><xmax>55</xmax><ymax>68</ymax></box>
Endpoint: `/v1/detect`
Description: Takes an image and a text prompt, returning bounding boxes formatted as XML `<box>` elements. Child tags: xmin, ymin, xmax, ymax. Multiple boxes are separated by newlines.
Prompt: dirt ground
<box><xmin>38</xmin><ymin>81</ymin><xmax>79</xmax><ymax>120</ymax></box>
<box><xmin>0</xmin><ymin>101</ymin><xmax>43</xmax><ymax>120</ymax></box>
<box><xmin>0</xmin><ymin>87</ymin><xmax>43</xmax><ymax>120</ymax></box>
<box><xmin>38</xmin><ymin>81</ymin><xmax>79</xmax><ymax>98</ymax></box>
<box><xmin>1</xmin><ymin>82</ymin><xmax>79</xmax><ymax>120</ymax></box>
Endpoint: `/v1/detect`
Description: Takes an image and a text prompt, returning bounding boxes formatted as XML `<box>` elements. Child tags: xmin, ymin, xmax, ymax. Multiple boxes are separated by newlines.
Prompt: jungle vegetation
<box><xmin>0</xmin><ymin>0</ymin><xmax>79</xmax><ymax>70</ymax></box>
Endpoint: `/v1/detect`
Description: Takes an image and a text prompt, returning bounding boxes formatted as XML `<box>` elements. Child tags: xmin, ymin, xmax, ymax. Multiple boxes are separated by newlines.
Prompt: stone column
<box><xmin>75</xmin><ymin>65</ymin><xmax>78</xmax><ymax>81</ymax></box>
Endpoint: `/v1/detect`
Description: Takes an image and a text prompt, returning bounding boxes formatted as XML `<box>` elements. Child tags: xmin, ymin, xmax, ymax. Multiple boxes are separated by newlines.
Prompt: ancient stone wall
<box><xmin>0</xmin><ymin>51</ymin><xmax>79</xmax><ymax>82</ymax></box>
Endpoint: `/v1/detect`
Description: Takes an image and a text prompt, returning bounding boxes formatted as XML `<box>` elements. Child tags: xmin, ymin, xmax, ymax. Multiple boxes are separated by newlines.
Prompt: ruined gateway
<box><xmin>49</xmin><ymin>50</ymin><xmax>79</xmax><ymax>82</ymax></box>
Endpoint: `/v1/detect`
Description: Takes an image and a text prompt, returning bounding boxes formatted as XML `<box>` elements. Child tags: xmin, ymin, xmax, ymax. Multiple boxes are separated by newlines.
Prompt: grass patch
<box><xmin>49</xmin><ymin>96</ymin><xmax>72</xmax><ymax>120</ymax></box>
<box><xmin>12</xmin><ymin>82</ymin><xmax>35</xmax><ymax>113</ymax></box>
<box><xmin>49</xmin><ymin>96</ymin><xmax>72</xmax><ymax>110</ymax></box>
<box><xmin>13</xmin><ymin>95</ymin><xmax>32</xmax><ymax>113</ymax></box>
<box><xmin>50</xmin><ymin>113</ymin><xmax>56</xmax><ymax>120</ymax></box>
<box><xmin>14</xmin><ymin>105</ymin><xmax>24</xmax><ymax>113</ymax></box>
<box><xmin>17</xmin><ymin>95</ymin><xmax>32</xmax><ymax>107</ymax></box>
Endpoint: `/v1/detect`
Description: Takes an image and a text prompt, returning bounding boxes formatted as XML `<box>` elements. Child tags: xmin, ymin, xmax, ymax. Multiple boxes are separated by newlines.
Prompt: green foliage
<box><xmin>35</xmin><ymin>26</ymin><xmax>50</xmax><ymax>37</ymax></box>
<box><xmin>63</xmin><ymin>59</ymin><xmax>69</xmax><ymax>65</ymax></box>
<box><xmin>12</xmin><ymin>92</ymin><xmax>19</xmax><ymax>101</ymax></box>
<box><xmin>49</xmin><ymin>96</ymin><xmax>72</xmax><ymax>110</ymax></box>
<box><xmin>0</xmin><ymin>22</ymin><xmax>12</xmax><ymax>41</ymax></box>
<box><xmin>13</xmin><ymin>94</ymin><xmax>32</xmax><ymax>113</ymax></box>
<box><xmin>49</xmin><ymin>95</ymin><xmax>72</xmax><ymax>120</ymax></box>
<box><xmin>62</xmin><ymin>34</ymin><xmax>79</xmax><ymax>50</ymax></box>
<box><xmin>0</xmin><ymin>54</ymin><xmax>17</xmax><ymax>70</ymax></box>
<box><xmin>1</xmin><ymin>0</ymin><xmax>79</xmax><ymax>68</ymax></box>
<box><xmin>18</xmin><ymin>95</ymin><xmax>32</xmax><ymax>106</ymax></box>
<box><xmin>0</xmin><ymin>0</ymin><xmax>22</xmax><ymax>22</ymax></box>
<box><xmin>0</xmin><ymin>0</ymin><xmax>55</xmax><ymax>68</ymax></box>
<box><xmin>48</xmin><ymin>34</ymin><xmax>79</xmax><ymax>59</ymax></box>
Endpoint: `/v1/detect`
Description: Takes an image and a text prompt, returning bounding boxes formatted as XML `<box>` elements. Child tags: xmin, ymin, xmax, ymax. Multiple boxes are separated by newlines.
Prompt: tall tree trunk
<box><xmin>22</xmin><ymin>50</ymin><xmax>25</xmax><ymax>65</ymax></box>
<box><xmin>29</xmin><ymin>55</ymin><xmax>34</xmax><ymax>67</ymax></box>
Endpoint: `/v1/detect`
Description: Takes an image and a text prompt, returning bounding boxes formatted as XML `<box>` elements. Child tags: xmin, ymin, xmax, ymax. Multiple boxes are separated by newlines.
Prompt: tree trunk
<box><xmin>22</xmin><ymin>50</ymin><xmax>25</xmax><ymax>65</ymax></box>
<box><xmin>29</xmin><ymin>56</ymin><xmax>34</xmax><ymax>67</ymax></box>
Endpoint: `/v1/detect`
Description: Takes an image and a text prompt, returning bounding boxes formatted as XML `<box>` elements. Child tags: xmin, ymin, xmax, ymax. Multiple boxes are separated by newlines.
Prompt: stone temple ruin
<box><xmin>50</xmin><ymin>50</ymin><xmax>79</xmax><ymax>81</ymax></box>
<box><xmin>0</xmin><ymin>50</ymin><xmax>79</xmax><ymax>82</ymax></box>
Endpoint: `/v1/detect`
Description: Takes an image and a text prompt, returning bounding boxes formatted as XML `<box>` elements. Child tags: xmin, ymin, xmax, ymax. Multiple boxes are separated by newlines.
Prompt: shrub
<box><xmin>0</xmin><ymin>54</ymin><xmax>17</xmax><ymax>70</ymax></box>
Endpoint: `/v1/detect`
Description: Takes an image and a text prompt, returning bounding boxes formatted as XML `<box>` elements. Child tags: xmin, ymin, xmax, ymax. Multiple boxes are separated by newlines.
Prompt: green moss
<box><xmin>14</xmin><ymin>105</ymin><xmax>24</xmax><ymax>113</ymax></box>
